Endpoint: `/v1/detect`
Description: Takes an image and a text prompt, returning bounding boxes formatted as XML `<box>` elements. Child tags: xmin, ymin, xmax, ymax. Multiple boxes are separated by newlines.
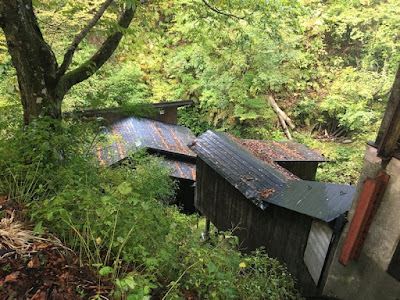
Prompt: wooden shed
<box><xmin>189</xmin><ymin>131</ymin><xmax>356</xmax><ymax>295</ymax></box>
<box><xmin>97</xmin><ymin>116</ymin><xmax>197</xmax><ymax>212</ymax></box>
<box><xmin>66</xmin><ymin>100</ymin><xmax>193</xmax><ymax>125</ymax></box>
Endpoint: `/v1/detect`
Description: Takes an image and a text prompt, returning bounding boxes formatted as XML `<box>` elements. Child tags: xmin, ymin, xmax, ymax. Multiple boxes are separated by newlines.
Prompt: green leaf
<box><xmin>124</xmin><ymin>277</ymin><xmax>136</xmax><ymax>289</ymax></box>
<box><xmin>33</xmin><ymin>221</ymin><xmax>43</xmax><ymax>236</ymax></box>
<box><xmin>116</xmin><ymin>182</ymin><xmax>132</xmax><ymax>195</ymax></box>
<box><xmin>144</xmin><ymin>286</ymin><xmax>151</xmax><ymax>294</ymax></box>
<box><xmin>46</xmin><ymin>211</ymin><xmax>54</xmax><ymax>221</ymax></box>
<box><xmin>99</xmin><ymin>266</ymin><xmax>113</xmax><ymax>276</ymax></box>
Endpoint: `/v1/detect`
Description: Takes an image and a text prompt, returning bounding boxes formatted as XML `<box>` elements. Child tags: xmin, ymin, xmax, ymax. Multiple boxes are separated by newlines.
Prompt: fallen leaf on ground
<box><xmin>4</xmin><ymin>271</ymin><xmax>20</xmax><ymax>283</ymax></box>
<box><xmin>27</xmin><ymin>257</ymin><xmax>40</xmax><ymax>268</ymax></box>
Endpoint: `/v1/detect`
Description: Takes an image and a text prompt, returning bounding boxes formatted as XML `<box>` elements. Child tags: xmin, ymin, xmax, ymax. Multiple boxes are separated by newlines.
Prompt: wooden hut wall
<box><xmin>152</xmin><ymin>106</ymin><xmax>178</xmax><ymax>125</ymax></box>
<box><xmin>277</xmin><ymin>161</ymin><xmax>319</xmax><ymax>181</ymax></box>
<box><xmin>195</xmin><ymin>158</ymin><xmax>319</xmax><ymax>294</ymax></box>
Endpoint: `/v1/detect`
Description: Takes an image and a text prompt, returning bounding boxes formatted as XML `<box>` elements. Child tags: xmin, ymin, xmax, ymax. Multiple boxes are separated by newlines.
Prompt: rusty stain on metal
<box><xmin>168</xmin><ymin>124</ymin><xmax>188</xmax><ymax>154</ymax></box>
<box><xmin>174</xmin><ymin>161</ymin><xmax>185</xmax><ymax>178</ymax></box>
<box><xmin>260</xmin><ymin>188</ymin><xmax>276</xmax><ymax>198</ymax></box>
<box><xmin>152</xmin><ymin>121</ymin><xmax>170</xmax><ymax>150</ymax></box>
<box><xmin>190</xmin><ymin>164</ymin><xmax>196</xmax><ymax>181</ymax></box>
<box><xmin>112</xmin><ymin>128</ymin><xmax>125</xmax><ymax>159</ymax></box>
<box><xmin>97</xmin><ymin>149</ymin><xmax>105</xmax><ymax>166</ymax></box>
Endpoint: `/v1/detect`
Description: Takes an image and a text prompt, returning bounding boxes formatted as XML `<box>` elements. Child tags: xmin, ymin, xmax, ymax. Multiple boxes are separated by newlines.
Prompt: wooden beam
<box><xmin>376</xmin><ymin>65</ymin><xmax>400</xmax><ymax>157</ymax></box>
<box><xmin>378</xmin><ymin>99</ymin><xmax>400</xmax><ymax>158</ymax></box>
<box><xmin>339</xmin><ymin>172</ymin><xmax>390</xmax><ymax>265</ymax></box>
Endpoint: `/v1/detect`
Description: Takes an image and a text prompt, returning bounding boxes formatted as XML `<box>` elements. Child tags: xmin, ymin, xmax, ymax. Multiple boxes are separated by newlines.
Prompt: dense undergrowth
<box><xmin>0</xmin><ymin>119</ymin><xmax>301</xmax><ymax>299</ymax></box>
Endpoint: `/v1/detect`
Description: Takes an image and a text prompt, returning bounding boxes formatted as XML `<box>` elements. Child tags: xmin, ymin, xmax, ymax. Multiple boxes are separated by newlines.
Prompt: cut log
<box><xmin>268</xmin><ymin>95</ymin><xmax>295</xmax><ymax>139</ymax></box>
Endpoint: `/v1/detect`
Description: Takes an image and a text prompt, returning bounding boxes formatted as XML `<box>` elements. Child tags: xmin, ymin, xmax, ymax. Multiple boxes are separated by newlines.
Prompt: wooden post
<box><xmin>376</xmin><ymin>65</ymin><xmax>400</xmax><ymax>158</ymax></box>
<box><xmin>339</xmin><ymin>172</ymin><xmax>390</xmax><ymax>265</ymax></box>
<box><xmin>205</xmin><ymin>218</ymin><xmax>210</xmax><ymax>236</ymax></box>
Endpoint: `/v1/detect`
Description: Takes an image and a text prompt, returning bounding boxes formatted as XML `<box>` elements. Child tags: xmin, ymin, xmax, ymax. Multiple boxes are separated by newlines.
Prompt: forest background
<box><xmin>0</xmin><ymin>0</ymin><xmax>399</xmax><ymax>299</ymax></box>
<box><xmin>1</xmin><ymin>0</ymin><xmax>399</xmax><ymax>183</ymax></box>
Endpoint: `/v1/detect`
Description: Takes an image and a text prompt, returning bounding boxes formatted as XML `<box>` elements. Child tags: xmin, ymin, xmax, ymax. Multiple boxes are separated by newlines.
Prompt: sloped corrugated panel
<box><xmin>97</xmin><ymin>117</ymin><xmax>196</xmax><ymax>166</ymax></box>
<box><xmin>161</xmin><ymin>159</ymin><xmax>196</xmax><ymax>181</ymax></box>
<box><xmin>241</xmin><ymin>140</ymin><xmax>328</xmax><ymax>162</ymax></box>
<box><xmin>267</xmin><ymin>180</ymin><xmax>356</xmax><ymax>222</ymax></box>
<box><xmin>190</xmin><ymin>130</ymin><xmax>356</xmax><ymax>221</ymax></box>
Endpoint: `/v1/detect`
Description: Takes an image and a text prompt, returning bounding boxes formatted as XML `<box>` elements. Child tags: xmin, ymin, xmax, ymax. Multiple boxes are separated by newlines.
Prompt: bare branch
<box><xmin>202</xmin><ymin>0</ymin><xmax>244</xmax><ymax>20</ymax></box>
<box><xmin>56</xmin><ymin>6</ymin><xmax>135</xmax><ymax>98</ymax></box>
<box><xmin>56</xmin><ymin>0</ymin><xmax>114</xmax><ymax>79</ymax></box>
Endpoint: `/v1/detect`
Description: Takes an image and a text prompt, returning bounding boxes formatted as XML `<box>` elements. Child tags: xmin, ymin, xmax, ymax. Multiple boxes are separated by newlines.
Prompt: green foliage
<box><xmin>165</xmin><ymin>234</ymin><xmax>300</xmax><ymax>299</ymax></box>
<box><xmin>161</xmin><ymin>0</ymin><xmax>304</xmax><ymax>133</ymax></box>
<box><xmin>0</xmin><ymin>117</ymin><xmax>100</xmax><ymax>203</ymax></box>
<box><xmin>0</xmin><ymin>117</ymin><xmax>300</xmax><ymax>298</ymax></box>
<box><xmin>64</xmin><ymin>62</ymin><xmax>153</xmax><ymax>112</ymax></box>
<box><xmin>294</xmin><ymin>0</ymin><xmax>400</xmax><ymax>135</ymax></box>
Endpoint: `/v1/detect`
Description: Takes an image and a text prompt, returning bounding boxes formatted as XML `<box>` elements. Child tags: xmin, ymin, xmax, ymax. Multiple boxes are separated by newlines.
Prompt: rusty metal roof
<box><xmin>190</xmin><ymin>130</ymin><xmax>355</xmax><ymax>222</ymax></box>
<box><xmin>161</xmin><ymin>159</ymin><xmax>196</xmax><ymax>181</ymax></box>
<box><xmin>240</xmin><ymin>140</ymin><xmax>328</xmax><ymax>162</ymax></box>
<box><xmin>96</xmin><ymin>117</ymin><xmax>196</xmax><ymax>181</ymax></box>
<box><xmin>97</xmin><ymin>117</ymin><xmax>196</xmax><ymax>166</ymax></box>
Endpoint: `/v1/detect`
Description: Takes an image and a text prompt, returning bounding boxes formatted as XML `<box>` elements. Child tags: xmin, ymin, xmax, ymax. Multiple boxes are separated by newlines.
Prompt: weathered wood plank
<box><xmin>304</xmin><ymin>220</ymin><xmax>334</xmax><ymax>285</ymax></box>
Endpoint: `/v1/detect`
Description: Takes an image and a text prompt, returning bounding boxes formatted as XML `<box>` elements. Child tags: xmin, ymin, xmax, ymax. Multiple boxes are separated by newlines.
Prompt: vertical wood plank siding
<box><xmin>196</xmin><ymin>158</ymin><xmax>319</xmax><ymax>294</ymax></box>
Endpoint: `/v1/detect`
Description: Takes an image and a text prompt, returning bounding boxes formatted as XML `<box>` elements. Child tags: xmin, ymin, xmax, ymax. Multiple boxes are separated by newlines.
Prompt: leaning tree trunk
<box><xmin>268</xmin><ymin>95</ymin><xmax>295</xmax><ymax>140</ymax></box>
<box><xmin>0</xmin><ymin>0</ymin><xmax>60</xmax><ymax>125</ymax></box>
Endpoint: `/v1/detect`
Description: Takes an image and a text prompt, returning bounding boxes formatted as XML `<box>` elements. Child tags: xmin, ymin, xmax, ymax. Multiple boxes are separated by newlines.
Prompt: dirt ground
<box><xmin>0</xmin><ymin>198</ymin><xmax>107</xmax><ymax>299</ymax></box>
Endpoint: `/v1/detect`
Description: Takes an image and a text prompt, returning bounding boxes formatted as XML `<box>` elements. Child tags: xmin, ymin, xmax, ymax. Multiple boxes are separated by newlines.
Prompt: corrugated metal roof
<box><xmin>240</xmin><ymin>140</ymin><xmax>328</xmax><ymax>162</ymax></box>
<box><xmin>97</xmin><ymin>117</ymin><xmax>196</xmax><ymax>166</ymax></box>
<box><xmin>190</xmin><ymin>130</ymin><xmax>356</xmax><ymax>222</ymax></box>
<box><xmin>267</xmin><ymin>180</ymin><xmax>356</xmax><ymax>222</ymax></box>
<box><xmin>189</xmin><ymin>131</ymin><xmax>294</xmax><ymax>208</ymax></box>
<box><xmin>161</xmin><ymin>159</ymin><xmax>196</xmax><ymax>181</ymax></box>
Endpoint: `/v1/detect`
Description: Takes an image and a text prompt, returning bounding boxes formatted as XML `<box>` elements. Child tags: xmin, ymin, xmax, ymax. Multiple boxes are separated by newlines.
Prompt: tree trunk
<box><xmin>0</xmin><ymin>0</ymin><xmax>135</xmax><ymax>125</ymax></box>
<box><xmin>0</xmin><ymin>0</ymin><xmax>60</xmax><ymax>125</ymax></box>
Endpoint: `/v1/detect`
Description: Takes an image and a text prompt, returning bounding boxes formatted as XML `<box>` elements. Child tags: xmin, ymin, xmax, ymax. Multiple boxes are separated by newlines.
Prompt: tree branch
<box><xmin>374</xmin><ymin>87</ymin><xmax>393</xmax><ymax>101</ymax></box>
<box><xmin>56</xmin><ymin>6</ymin><xmax>135</xmax><ymax>99</ymax></box>
<box><xmin>56</xmin><ymin>0</ymin><xmax>114</xmax><ymax>79</ymax></box>
<box><xmin>202</xmin><ymin>0</ymin><xmax>244</xmax><ymax>20</ymax></box>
